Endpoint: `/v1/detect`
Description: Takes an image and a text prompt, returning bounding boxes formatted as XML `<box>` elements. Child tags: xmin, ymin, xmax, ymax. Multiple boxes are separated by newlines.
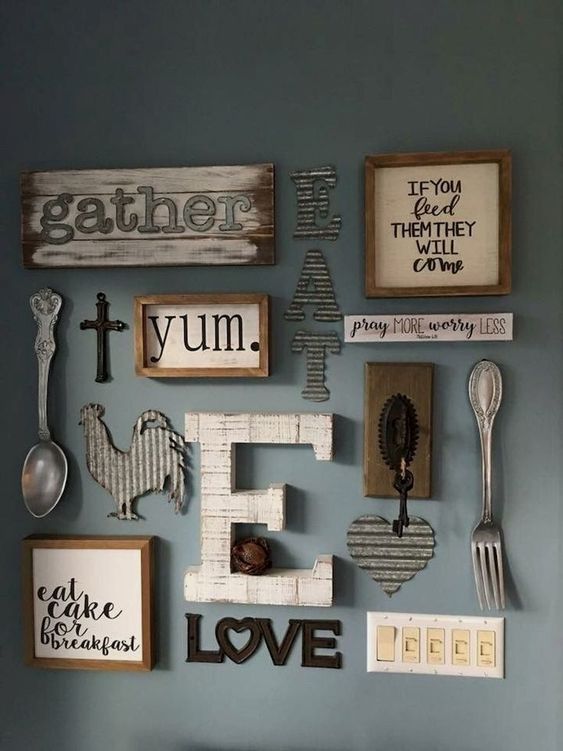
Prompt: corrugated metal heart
<box><xmin>347</xmin><ymin>515</ymin><xmax>435</xmax><ymax>596</ymax></box>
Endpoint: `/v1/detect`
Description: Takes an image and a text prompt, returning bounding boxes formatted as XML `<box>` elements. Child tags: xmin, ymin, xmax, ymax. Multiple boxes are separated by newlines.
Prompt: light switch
<box><xmin>402</xmin><ymin>627</ymin><xmax>420</xmax><ymax>663</ymax></box>
<box><xmin>367</xmin><ymin>612</ymin><xmax>504</xmax><ymax>678</ymax></box>
<box><xmin>376</xmin><ymin>626</ymin><xmax>395</xmax><ymax>662</ymax></box>
<box><xmin>427</xmin><ymin>628</ymin><xmax>445</xmax><ymax>665</ymax></box>
<box><xmin>477</xmin><ymin>630</ymin><xmax>496</xmax><ymax>668</ymax></box>
<box><xmin>452</xmin><ymin>629</ymin><xmax>470</xmax><ymax>666</ymax></box>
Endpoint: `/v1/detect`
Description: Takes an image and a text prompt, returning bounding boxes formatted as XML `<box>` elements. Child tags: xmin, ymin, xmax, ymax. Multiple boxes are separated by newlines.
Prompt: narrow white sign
<box><xmin>345</xmin><ymin>313</ymin><xmax>513</xmax><ymax>343</ymax></box>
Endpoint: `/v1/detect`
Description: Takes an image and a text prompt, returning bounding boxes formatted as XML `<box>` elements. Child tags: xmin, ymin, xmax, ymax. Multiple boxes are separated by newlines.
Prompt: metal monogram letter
<box><xmin>284</xmin><ymin>249</ymin><xmax>342</xmax><ymax>322</ymax></box>
<box><xmin>184</xmin><ymin>412</ymin><xmax>334</xmax><ymax>606</ymax></box>
<box><xmin>290</xmin><ymin>166</ymin><xmax>342</xmax><ymax>240</ymax></box>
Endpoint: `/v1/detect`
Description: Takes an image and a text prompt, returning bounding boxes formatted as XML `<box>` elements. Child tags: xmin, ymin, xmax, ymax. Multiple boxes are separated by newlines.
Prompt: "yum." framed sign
<box><xmin>134</xmin><ymin>293</ymin><xmax>269</xmax><ymax>378</ymax></box>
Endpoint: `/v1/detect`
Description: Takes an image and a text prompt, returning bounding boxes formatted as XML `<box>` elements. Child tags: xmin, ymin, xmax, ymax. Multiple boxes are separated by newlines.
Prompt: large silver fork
<box><xmin>468</xmin><ymin>360</ymin><xmax>505</xmax><ymax>610</ymax></box>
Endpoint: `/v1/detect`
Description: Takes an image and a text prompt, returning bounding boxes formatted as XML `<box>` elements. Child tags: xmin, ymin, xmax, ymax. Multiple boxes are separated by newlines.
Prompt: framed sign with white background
<box><xmin>22</xmin><ymin>536</ymin><xmax>154</xmax><ymax>671</ymax></box>
<box><xmin>365</xmin><ymin>150</ymin><xmax>511</xmax><ymax>297</ymax></box>
<box><xmin>135</xmin><ymin>293</ymin><xmax>269</xmax><ymax>377</ymax></box>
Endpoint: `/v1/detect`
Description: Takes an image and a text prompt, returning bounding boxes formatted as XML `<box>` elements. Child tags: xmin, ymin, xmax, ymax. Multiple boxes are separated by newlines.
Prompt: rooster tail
<box><xmin>167</xmin><ymin>434</ymin><xmax>186</xmax><ymax>513</ymax></box>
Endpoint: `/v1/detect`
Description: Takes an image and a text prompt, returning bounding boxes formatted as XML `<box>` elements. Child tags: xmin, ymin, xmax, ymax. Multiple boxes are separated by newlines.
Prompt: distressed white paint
<box><xmin>372</xmin><ymin>162</ymin><xmax>499</xmax><ymax>288</ymax></box>
<box><xmin>345</xmin><ymin>313</ymin><xmax>513</xmax><ymax>343</ymax></box>
<box><xmin>22</xmin><ymin>164</ymin><xmax>274</xmax><ymax>267</ymax></box>
<box><xmin>184</xmin><ymin>412</ymin><xmax>334</xmax><ymax>606</ymax></box>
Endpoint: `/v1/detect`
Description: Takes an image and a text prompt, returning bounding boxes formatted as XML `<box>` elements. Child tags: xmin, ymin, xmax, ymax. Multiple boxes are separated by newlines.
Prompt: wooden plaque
<box><xmin>21</xmin><ymin>164</ymin><xmax>274</xmax><ymax>268</ymax></box>
<box><xmin>135</xmin><ymin>293</ymin><xmax>269</xmax><ymax>378</ymax></box>
<box><xmin>345</xmin><ymin>313</ymin><xmax>513</xmax><ymax>343</ymax></box>
<box><xmin>365</xmin><ymin>150</ymin><xmax>511</xmax><ymax>297</ymax></box>
<box><xmin>364</xmin><ymin>363</ymin><xmax>433</xmax><ymax>498</ymax></box>
<box><xmin>22</xmin><ymin>536</ymin><xmax>154</xmax><ymax>671</ymax></box>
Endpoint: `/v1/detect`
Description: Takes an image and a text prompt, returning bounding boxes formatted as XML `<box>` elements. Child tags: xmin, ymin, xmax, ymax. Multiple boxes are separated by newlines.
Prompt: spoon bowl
<box><xmin>22</xmin><ymin>440</ymin><xmax>68</xmax><ymax>518</ymax></box>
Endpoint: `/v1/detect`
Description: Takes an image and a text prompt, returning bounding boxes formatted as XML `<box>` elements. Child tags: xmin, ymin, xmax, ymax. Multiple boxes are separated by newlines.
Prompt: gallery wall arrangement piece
<box><xmin>22</xmin><ymin>536</ymin><xmax>154</xmax><ymax>671</ymax></box>
<box><xmin>21</xmin><ymin>164</ymin><xmax>275</xmax><ymax>268</ymax></box>
<box><xmin>468</xmin><ymin>360</ymin><xmax>506</xmax><ymax>610</ymax></box>
<box><xmin>80</xmin><ymin>292</ymin><xmax>125</xmax><ymax>383</ymax></box>
<box><xmin>184</xmin><ymin>412</ymin><xmax>334</xmax><ymax>606</ymax></box>
<box><xmin>291</xmin><ymin>329</ymin><xmax>341</xmax><ymax>402</ymax></box>
<box><xmin>364</xmin><ymin>363</ymin><xmax>433</xmax><ymax>499</ymax></box>
<box><xmin>284</xmin><ymin>249</ymin><xmax>342</xmax><ymax>322</ymax></box>
<box><xmin>231</xmin><ymin>537</ymin><xmax>272</xmax><ymax>575</ymax></box>
<box><xmin>345</xmin><ymin>313</ymin><xmax>514</xmax><ymax>343</ymax></box>
<box><xmin>80</xmin><ymin>404</ymin><xmax>186</xmax><ymax>520</ymax></box>
<box><xmin>22</xmin><ymin>288</ymin><xmax>68</xmax><ymax>519</ymax></box>
<box><xmin>347</xmin><ymin>515</ymin><xmax>435</xmax><ymax>596</ymax></box>
<box><xmin>187</xmin><ymin>613</ymin><xmax>342</xmax><ymax>668</ymax></box>
<box><xmin>290</xmin><ymin>165</ymin><xmax>342</xmax><ymax>240</ymax></box>
<box><xmin>364</xmin><ymin>149</ymin><xmax>511</xmax><ymax>297</ymax></box>
<box><xmin>134</xmin><ymin>293</ymin><xmax>269</xmax><ymax>378</ymax></box>
<box><xmin>379</xmin><ymin>393</ymin><xmax>419</xmax><ymax>537</ymax></box>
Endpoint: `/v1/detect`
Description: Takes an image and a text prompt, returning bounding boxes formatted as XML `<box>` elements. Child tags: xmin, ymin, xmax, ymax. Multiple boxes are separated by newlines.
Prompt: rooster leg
<box><xmin>124</xmin><ymin>498</ymin><xmax>139</xmax><ymax>521</ymax></box>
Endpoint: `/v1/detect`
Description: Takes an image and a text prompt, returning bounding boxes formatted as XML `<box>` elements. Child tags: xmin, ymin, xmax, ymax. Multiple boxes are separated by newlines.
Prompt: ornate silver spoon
<box><xmin>21</xmin><ymin>288</ymin><xmax>68</xmax><ymax>517</ymax></box>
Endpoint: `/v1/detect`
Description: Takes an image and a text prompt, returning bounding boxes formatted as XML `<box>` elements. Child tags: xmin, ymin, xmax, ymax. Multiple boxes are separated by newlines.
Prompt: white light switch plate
<box><xmin>367</xmin><ymin>612</ymin><xmax>504</xmax><ymax>678</ymax></box>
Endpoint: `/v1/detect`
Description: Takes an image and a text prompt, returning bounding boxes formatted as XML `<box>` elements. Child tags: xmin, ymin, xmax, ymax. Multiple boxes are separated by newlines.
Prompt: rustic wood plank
<box><xmin>364</xmin><ymin>363</ymin><xmax>433</xmax><ymax>499</ymax></box>
<box><xmin>22</xmin><ymin>164</ymin><xmax>275</xmax><ymax>268</ymax></box>
<box><xmin>345</xmin><ymin>313</ymin><xmax>513</xmax><ymax>342</ymax></box>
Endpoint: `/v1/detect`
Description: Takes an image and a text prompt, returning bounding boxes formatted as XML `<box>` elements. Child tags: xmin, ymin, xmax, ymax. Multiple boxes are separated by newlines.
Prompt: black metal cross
<box><xmin>80</xmin><ymin>293</ymin><xmax>125</xmax><ymax>383</ymax></box>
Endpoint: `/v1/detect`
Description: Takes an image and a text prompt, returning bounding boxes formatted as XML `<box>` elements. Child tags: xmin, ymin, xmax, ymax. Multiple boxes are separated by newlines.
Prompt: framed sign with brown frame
<box><xmin>22</xmin><ymin>535</ymin><xmax>154</xmax><ymax>671</ymax></box>
<box><xmin>365</xmin><ymin>150</ymin><xmax>511</xmax><ymax>297</ymax></box>
<box><xmin>134</xmin><ymin>293</ymin><xmax>269</xmax><ymax>378</ymax></box>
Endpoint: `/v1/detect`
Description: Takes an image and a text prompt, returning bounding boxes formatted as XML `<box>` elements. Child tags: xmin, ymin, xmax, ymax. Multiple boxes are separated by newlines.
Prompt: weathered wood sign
<box><xmin>345</xmin><ymin>313</ymin><xmax>513</xmax><ymax>343</ymax></box>
<box><xmin>186</xmin><ymin>614</ymin><xmax>342</xmax><ymax>668</ymax></box>
<box><xmin>184</xmin><ymin>412</ymin><xmax>334</xmax><ymax>606</ymax></box>
<box><xmin>365</xmin><ymin>150</ymin><xmax>511</xmax><ymax>297</ymax></box>
<box><xmin>364</xmin><ymin>363</ymin><xmax>433</xmax><ymax>499</ymax></box>
<box><xmin>21</xmin><ymin>164</ymin><xmax>274</xmax><ymax>268</ymax></box>
<box><xmin>135</xmin><ymin>294</ymin><xmax>269</xmax><ymax>377</ymax></box>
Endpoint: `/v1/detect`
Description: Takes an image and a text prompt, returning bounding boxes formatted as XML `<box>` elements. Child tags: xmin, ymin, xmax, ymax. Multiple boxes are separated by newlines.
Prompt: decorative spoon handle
<box><xmin>30</xmin><ymin>288</ymin><xmax>62</xmax><ymax>441</ymax></box>
<box><xmin>468</xmin><ymin>360</ymin><xmax>502</xmax><ymax>522</ymax></box>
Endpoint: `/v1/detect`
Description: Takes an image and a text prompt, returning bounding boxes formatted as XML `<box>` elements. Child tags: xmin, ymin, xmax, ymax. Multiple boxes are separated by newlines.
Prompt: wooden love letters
<box><xmin>21</xmin><ymin>164</ymin><xmax>274</xmax><ymax>268</ymax></box>
<box><xmin>135</xmin><ymin>294</ymin><xmax>269</xmax><ymax>377</ymax></box>
<box><xmin>184</xmin><ymin>412</ymin><xmax>334</xmax><ymax>606</ymax></box>
<box><xmin>187</xmin><ymin>614</ymin><xmax>342</xmax><ymax>668</ymax></box>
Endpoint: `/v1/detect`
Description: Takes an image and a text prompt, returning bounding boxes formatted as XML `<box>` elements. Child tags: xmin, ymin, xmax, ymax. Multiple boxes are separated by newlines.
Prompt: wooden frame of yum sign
<box><xmin>135</xmin><ymin>293</ymin><xmax>269</xmax><ymax>377</ymax></box>
<box><xmin>21</xmin><ymin>164</ymin><xmax>274</xmax><ymax>268</ymax></box>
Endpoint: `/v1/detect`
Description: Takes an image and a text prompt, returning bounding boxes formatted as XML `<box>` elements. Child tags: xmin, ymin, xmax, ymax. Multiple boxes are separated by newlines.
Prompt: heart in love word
<box><xmin>186</xmin><ymin>614</ymin><xmax>342</xmax><ymax>669</ymax></box>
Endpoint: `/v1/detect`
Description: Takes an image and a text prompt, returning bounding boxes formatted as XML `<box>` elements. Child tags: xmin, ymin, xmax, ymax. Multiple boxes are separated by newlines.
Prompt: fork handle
<box><xmin>468</xmin><ymin>361</ymin><xmax>503</xmax><ymax>523</ymax></box>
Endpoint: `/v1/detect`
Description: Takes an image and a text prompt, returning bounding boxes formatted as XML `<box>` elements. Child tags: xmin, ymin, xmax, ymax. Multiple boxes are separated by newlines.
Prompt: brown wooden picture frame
<box><xmin>365</xmin><ymin>150</ymin><xmax>511</xmax><ymax>297</ymax></box>
<box><xmin>134</xmin><ymin>293</ymin><xmax>269</xmax><ymax>378</ymax></box>
<box><xmin>22</xmin><ymin>536</ymin><xmax>154</xmax><ymax>671</ymax></box>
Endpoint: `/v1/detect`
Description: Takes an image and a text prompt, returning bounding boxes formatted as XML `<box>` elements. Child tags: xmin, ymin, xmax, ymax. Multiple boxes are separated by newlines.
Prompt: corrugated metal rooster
<box><xmin>80</xmin><ymin>403</ymin><xmax>186</xmax><ymax>520</ymax></box>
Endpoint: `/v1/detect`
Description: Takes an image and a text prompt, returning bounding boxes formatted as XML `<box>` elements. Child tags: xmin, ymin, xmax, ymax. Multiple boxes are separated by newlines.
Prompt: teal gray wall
<box><xmin>1</xmin><ymin>1</ymin><xmax>562</xmax><ymax>749</ymax></box>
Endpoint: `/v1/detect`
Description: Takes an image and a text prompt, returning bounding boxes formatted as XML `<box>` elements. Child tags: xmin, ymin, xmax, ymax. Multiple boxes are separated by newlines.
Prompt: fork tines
<box><xmin>472</xmin><ymin>540</ymin><xmax>505</xmax><ymax>610</ymax></box>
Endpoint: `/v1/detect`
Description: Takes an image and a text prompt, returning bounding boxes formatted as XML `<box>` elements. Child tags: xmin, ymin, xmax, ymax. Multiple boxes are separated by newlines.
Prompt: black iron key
<box><xmin>392</xmin><ymin>469</ymin><xmax>414</xmax><ymax>538</ymax></box>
